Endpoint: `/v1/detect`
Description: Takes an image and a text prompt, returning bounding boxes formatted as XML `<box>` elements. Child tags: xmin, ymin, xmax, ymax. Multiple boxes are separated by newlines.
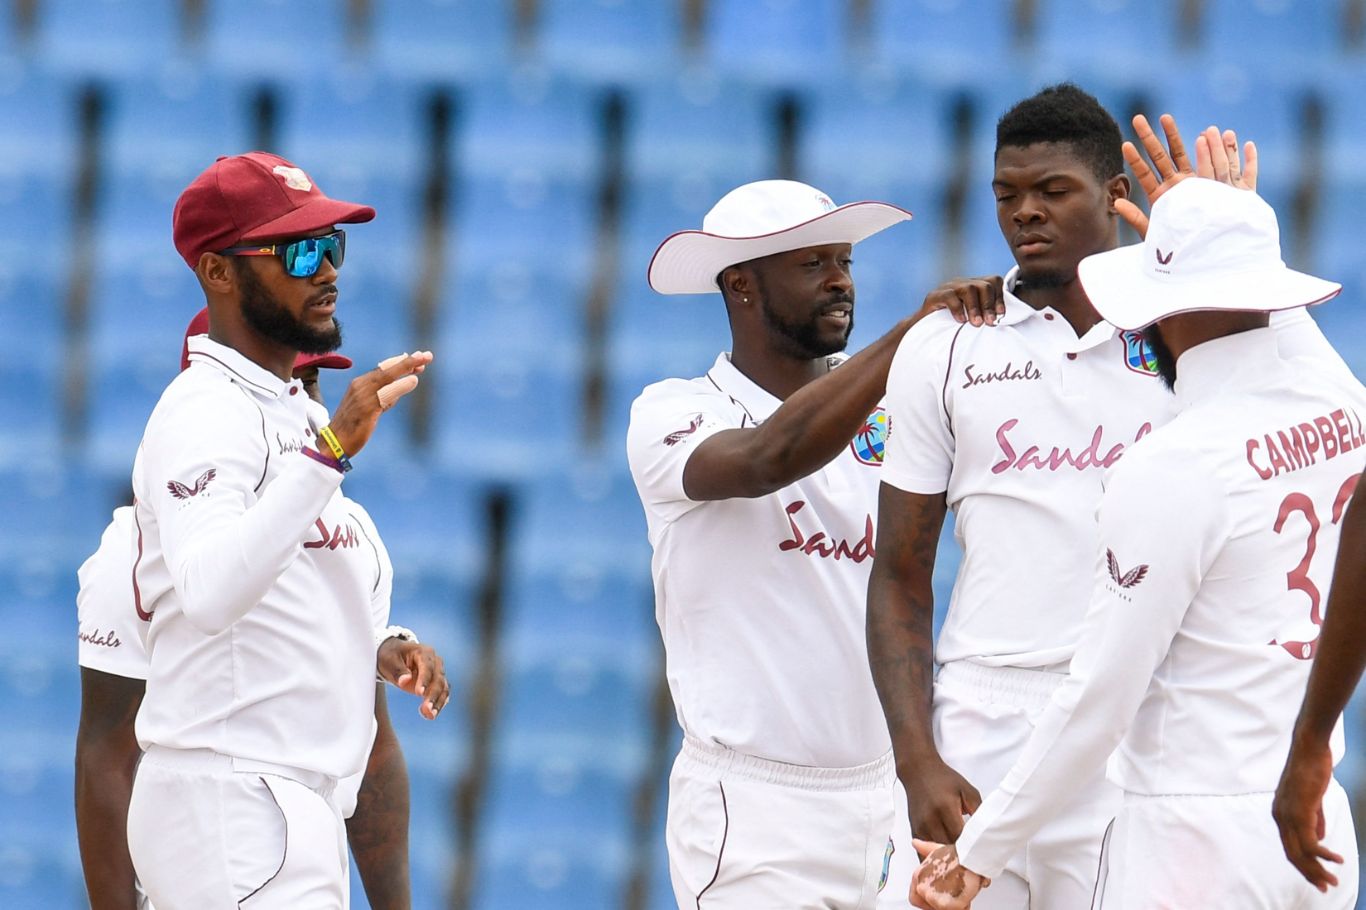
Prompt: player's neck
<box><xmin>1014</xmin><ymin>278</ymin><xmax>1101</xmax><ymax>338</ymax></box>
<box><xmin>729</xmin><ymin>343</ymin><xmax>829</xmax><ymax>401</ymax></box>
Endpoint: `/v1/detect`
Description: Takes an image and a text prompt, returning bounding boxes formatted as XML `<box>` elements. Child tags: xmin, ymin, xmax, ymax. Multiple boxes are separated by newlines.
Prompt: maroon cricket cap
<box><xmin>172</xmin><ymin>151</ymin><xmax>376</xmax><ymax>269</ymax></box>
<box><xmin>179</xmin><ymin>307</ymin><xmax>353</xmax><ymax>373</ymax></box>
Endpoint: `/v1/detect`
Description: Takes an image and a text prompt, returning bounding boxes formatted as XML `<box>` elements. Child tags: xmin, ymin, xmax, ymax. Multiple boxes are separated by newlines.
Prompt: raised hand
<box><xmin>327</xmin><ymin>351</ymin><xmax>434</xmax><ymax>457</ymax></box>
<box><xmin>1116</xmin><ymin>113</ymin><xmax>1259</xmax><ymax>238</ymax></box>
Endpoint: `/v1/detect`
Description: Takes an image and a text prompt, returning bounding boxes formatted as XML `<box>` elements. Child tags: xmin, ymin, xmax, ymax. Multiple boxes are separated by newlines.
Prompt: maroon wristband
<box><xmin>302</xmin><ymin>446</ymin><xmax>345</xmax><ymax>475</ymax></box>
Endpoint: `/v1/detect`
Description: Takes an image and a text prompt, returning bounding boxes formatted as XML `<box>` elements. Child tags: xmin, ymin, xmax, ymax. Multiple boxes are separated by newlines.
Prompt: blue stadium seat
<box><xmin>509</xmin><ymin>458</ymin><xmax>651</xmax><ymax>569</ymax></box>
<box><xmin>703</xmin><ymin>0</ymin><xmax>850</xmax><ymax>86</ymax></box>
<box><xmin>428</xmin><ymin>351</ymin><xmax>586</xmax><ymax>482</ymax></box>
<box><xmin>1149</xmin><ymin>69</ymin><xmax>1304</xmax><ymax>192</ymax></box>
<box><xmin>445</xmin><ymin>172</ymin><xmax>599</xmax><ymax>290</ymax></box>
<box><xmin>275</xmin><ymin>73</ymin><xmax>432</xmax><ymax>193</ymax></box>
<box><xmin>0</xmin><ymin>66</ymin><xmax>79</xmax><ymax>191</ymax></box>
<box><xmin>1320</xmin><ymin>72</ymin><xmax>1366</xmax><ymax>184</ymax></box>
<box><xmin>474</xmin><ymin>757</ymin><xmax>634</xmax><ymax>910</ymax></box>
<box><xmin>33</xmin><ymin>0</ymin><xmax>184</xmax><ymax>78</ymax></box>
<box><xmin>1033</xmin><ymin>0</ymin><xmax>1182</xmax><ymax>74</ymax></box>
<box><xmin>0</xmin><ymin>659</ymin><xmax>80</xmax><ymax>756</ymax></box>
<box><xmin>870</xmin><ymin>0</ymin><xmax>1017</xmax><ymax>84</ymax></box>
<box><xmin>1199</xmin><ymin>0</ymin><xmax>1343</xmax><ymax>66</ymax></box>
<box><xmin>455</xmin><ymin>74</ymin><xmax>604</xmax><ymax>183</ymax></box>
<box><xmin>437</xmin><ymin>269</ymin><xmax>587</xmax><ymax>370</ymax></box>
<box><xmin>102</xmin><ymin>69</ymin><xmax>253</xmax><ymax>179</ymax></box>
<box><xmin>623</xmin><ymin>74</ymin><xmax>772</xmax><ymax>185</ymax></box>
<box><xmin>538</xmin><ymin>0</ymin><xmax>683</xmax><ymax>83</ymax></box>
<box><xmin>405</xmin><ymin>765</ymin><xmax>459</xmax><ymax>907</ymax></box>
<box><xmin>370</xmin><ymin>0</ymin><xmax>514</xmax><ymax>83</ymax></box>
<box><xmin>0</xmin><ymin>461</ymin><xmax>122</xmax><ymax>563</ymax></box>
<box><xmin>201</xmin><ymin>0</ymin><xmax>355</xmax><ymax>79</ymax></box>
<box><xmin>0</xmin><ymin>551</ymin><xmax>84</xmax><ymax>659</ymax></box>
<box><xmin>798</xmin><ymin>75</ymin><xmax>952</xmax><ymax>203</ymax></box>
<box><xmin>338</xmin><ymin>460</ymin><xmax>484</xmax><ymax>577</ymax></box>
<box><xmin>0</xmin><ymin>264</ymin><xmax>64</xmax><ymax>363</ymax></box>
<box><xmin>0</xmin><ymin>358</ymin><xmax>62</xmax><ymax>466</ymax></box>
<box><xmin>0</xmin><ymin>845</ymin><xmax>87</xmax><ymax>910</ymax></box>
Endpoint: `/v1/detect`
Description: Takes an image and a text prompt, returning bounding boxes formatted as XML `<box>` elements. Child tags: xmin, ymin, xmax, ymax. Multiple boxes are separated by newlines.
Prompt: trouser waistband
<box><xmin>679</xmin><ymin>735</ymin><xmax>894</xmax><ymax>792</ymax></box>
<box><xmin>142</xmin><ymin>745</ymin><xmax>337</xmax><ymax>797</ymax></box>
<box><xmin>935</xmin><ymin>659</ymin><xmax>1070</xmax><ymax>711</ymax></box>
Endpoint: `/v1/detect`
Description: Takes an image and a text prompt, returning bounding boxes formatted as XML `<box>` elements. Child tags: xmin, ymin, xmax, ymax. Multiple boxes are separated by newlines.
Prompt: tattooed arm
<box><xmin>75</xmin><ymin>668</ymin><xmax>145</xmax><ymax>910</ymax></box>
<box><xmin>867</xmin><ymin>484</ymin><xmax>981</xmax><ymax>844</ymax></box>
<box><xmin>347</xmin><ymin>685</ymin><xmax>412</xmax><ymax>910</ymax></box>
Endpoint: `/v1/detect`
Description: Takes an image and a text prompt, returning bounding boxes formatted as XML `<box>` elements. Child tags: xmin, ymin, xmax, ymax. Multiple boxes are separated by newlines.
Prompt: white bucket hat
<box><xmin>1077</xmin><ymin>179</ymin><xmax>1340</xmax><ymax>331</ymax></box>
<box><xmin>647</xmin><ymin>179</ymin><xmax>913</xmax><ymax>295</ymax></box>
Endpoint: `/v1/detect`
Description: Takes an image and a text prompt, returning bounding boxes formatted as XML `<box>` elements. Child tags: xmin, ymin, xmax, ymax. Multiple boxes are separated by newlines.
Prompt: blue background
<box><xmin>2</xmin><ymin>0</ymin><xmax>1365</xmax><ymax>907</ymax></box>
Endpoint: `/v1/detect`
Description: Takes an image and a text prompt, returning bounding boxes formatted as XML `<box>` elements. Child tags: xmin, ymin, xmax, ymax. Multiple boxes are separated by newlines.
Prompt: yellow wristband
<box><xmin>318</xmin><ymin>425</ymin><xmax>347</xmax><ymax>461</ymax></box>
<box><xmin>316</xmin><ymin>425</ymin><xmax>353</xmax><ymax>472</ymax></box>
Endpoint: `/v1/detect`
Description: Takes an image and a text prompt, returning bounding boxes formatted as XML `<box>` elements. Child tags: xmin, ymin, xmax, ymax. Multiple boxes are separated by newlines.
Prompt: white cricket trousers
<box><xmin>909</xmin><ymin>660</ymin><xmax>1122</xmax><ymax>910</ymax></box>
<box><xmin>667</xmin><ymin>734</ymin><xmax>896</xmax><ymax>909</ymax></box>
<box><xmin>1094</xmin><ymin>779</ymin><xmax>1359</xmax><ymax>909</ymax></box>
<box><xmin>128</xmin><ymin>746</ymin><xmax>350</xmax><ymax>909</ymax></box>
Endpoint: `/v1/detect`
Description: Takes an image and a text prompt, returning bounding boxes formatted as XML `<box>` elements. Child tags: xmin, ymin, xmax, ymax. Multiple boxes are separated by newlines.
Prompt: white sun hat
<box><xmin>647</xmin><ymin>179</ymin><xmax>913</xmax><ymax>295</ymax></box>
<box><xmin>1077</xmin><ymin>179</ymin><xmax>1340</xmax><ymax>331</ymax></box>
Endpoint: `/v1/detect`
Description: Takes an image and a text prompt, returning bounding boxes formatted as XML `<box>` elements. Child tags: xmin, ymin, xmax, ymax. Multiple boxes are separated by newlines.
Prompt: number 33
<box><xmin>1273</xmin><ymin>473</ymin><xmax>1360</xmax><ymax>660</ymax></box>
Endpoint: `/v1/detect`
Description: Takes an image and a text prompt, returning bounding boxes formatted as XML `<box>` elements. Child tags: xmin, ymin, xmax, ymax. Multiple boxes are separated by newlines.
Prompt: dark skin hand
<box><xmin>867</xmin><ymin>485</ymin><xmax>981</xmax><ymax>843</ymax></box>
<box><xmin>75</xmin><ymin>668</ymin><xmax>144</xmax><ymax>910</ymax></box>
<box><xmin>377</xmin><ymin>637</ymin><xmax>450</xmax><ymax>720</ymax></box>
<box><xmin>1273</xmin><ymin>461</ymin><xmax>1366</xmax><ymax>892</ymax></box>
<box><xmin>681</xmin><ymin>244</ymin><xmax>995</xmax><ymax>502</ymax></box>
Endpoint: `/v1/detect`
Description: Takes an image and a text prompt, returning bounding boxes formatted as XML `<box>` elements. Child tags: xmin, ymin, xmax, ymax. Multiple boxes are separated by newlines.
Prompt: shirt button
<box><xmin>1044</xmin><ymin>313</ymin><xmax>1055</xmax><ymax>321</ymax></box>
<box><xmin>1067</xmin><ymin>353</ymin><xmax>1078</xmax><ymax>360</ymax></box>
<box><xmin>289</xmin><ymin>387</ymin><xmax>299</xmax><ymax>395</ymax></box>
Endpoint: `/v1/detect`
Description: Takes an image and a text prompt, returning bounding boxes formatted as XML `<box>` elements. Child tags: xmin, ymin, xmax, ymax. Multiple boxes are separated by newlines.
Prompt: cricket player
<box><xmin>124</xmin><ymin>152</ymin><xmax>443</xmax><ymax>908</ymax></box>
<box><xmin>911</xmin><ymin>167</ymin><xmax>1363</xmax><ymax>910</ymax></box>
<box><xmin>628</xmin><ymin>179</ymin><xmax>994</xmax><ymax>908</ymax></box>
<box><xmin>1274</xmin><ymin>465</ymin><xmax>1366</xmax><ymax>893</ymax></box>
<box><xmin>75</xmin><ymin>309</ymin><xmax>437</xmax><ymax>910</ymax></box>
<box><xmin>867</xmin><ymin>85</ymin><xmax>1353</xmax><ymax>909</ymax></box>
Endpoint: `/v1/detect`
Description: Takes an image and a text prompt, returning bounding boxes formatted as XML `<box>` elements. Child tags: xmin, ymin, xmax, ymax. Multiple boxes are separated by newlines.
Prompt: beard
<box><xmin>760</xmin><ymin>295</ymin><xmax>852</xmax><ymax>359</ymax></box>
<box><xmin>1142</xmin><ymin>324</ymin><xmax>1178</xmax><ymax>391</ymax></box>
<box><xmin>237</xmin><ymin>261</ymin><xmax>342</xmax><ymax>355</ymax></box>
<box><xmin>1015</xmin><ymin>267</ymin><xmax>1071</xmax><ymax>290</ymax></box>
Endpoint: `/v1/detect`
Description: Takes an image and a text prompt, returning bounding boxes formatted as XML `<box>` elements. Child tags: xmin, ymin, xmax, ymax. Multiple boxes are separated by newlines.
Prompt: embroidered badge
<box><xmin>663</xmin><ymin>414</ymin><xmax>704</xmax><ymax>446</ymax></box>
<box><xmin>167</xmin><ymin>469</ymin><xmax>216</xmax><ymax>500</ymax></box>
<box><xmin>851</xmin><ymin>407</ymin><xmax>890</xmax><ymax>466</ymax></box>
<box><xmin>1106</xmin><ymin>548</ymin><xmax>1149</xmax><ymax>589</ymax></box>
<box><xmin>1121</xmin><ymin>330</ymin><xmax>1160</xmax><ymax>377</ymax></box>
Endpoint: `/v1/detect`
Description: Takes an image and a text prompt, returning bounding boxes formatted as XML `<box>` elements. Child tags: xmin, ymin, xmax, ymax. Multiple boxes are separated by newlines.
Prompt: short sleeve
<box><xmin>626</xmin><ymin>379</ymin><xmax>733</xmax><ymax>524</ymax></box>
<box><xmin>76</xmin><ymin>507</ymin><xmax>150</xmax><ymax>679</ymax></box>
<box><xmin>880</xmin><ymin>316</ymin><xmax>959</xmax><ymax>495</ymax></box>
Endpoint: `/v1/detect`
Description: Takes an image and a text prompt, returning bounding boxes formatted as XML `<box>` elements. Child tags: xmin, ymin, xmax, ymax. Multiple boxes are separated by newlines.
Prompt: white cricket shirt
<box><xmin>77</xmin><ymin>506</ymin><xmax>148</xmax><ymax>680</ymax></box>
<box><xmin>882</xmin><ymin>267</ymin><xmax>1349</xmax><ymax>668</ymax></box>
<box><xmin>78</xmin><ymin>490</ymin><xmax>393</xmax><ymax>814</ymax></box>
<box><xmin>627</xmin><ymin>352</ymin><xmax>892</xmax><ymax>768</ymax></box>
<box><xmin>957</xmin><ymin>327</ymin><xmax>1366</xmax><ymax>878</ymax></box>
<box><xmin>132</xmin><ymin>336</ymin><xmax>381</xmax><ymax>782</ymax></box>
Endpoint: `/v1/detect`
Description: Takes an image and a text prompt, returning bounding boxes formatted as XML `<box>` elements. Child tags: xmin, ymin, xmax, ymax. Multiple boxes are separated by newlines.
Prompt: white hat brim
<box><xmin>1078</xmin><ymin>243</ymin><xmax>1342</xmax><ymax>331</ymax></box>
<box><xmin>647</xmin><ymin>201</ymin><xmax>913</xmax><ymax>295</ymax></box>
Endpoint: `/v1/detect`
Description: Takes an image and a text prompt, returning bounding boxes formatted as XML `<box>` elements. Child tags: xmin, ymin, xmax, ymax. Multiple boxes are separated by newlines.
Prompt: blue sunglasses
<box><xmin>220</xmin><ymin>230</ymin><xmax>346</xmax><ymax>277</ymax></box>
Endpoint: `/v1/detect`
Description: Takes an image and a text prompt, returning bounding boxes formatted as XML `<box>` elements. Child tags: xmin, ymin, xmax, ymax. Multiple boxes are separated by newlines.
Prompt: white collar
<box><xmin>704</xmin><ymin>351</ymin><xmax>850</xmax><ymax>425</ymax></box>
<box><xmin>1173</xmin><ymin>326</ymin><xmax>1280</xmax><ymax>411</ymax></box>
<box><xmin>186</xmin><ymin>335</ymin><xmax>298</xmax><ymax>401</ymax></box>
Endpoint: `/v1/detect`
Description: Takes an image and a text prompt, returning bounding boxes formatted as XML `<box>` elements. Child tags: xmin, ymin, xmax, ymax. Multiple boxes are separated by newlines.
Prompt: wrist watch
<box><xmin>374</xmin><ymin>625</ymin><xmax>420</xmax><ymax>683</ymax></box>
